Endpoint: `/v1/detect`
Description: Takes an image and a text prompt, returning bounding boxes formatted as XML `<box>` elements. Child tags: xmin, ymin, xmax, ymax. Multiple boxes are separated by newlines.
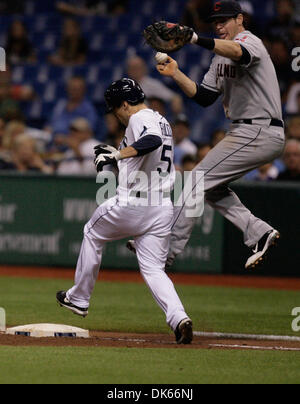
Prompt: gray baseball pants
<box><xmin>168</xmin><ymin>122</ymin><xmax>285</xmax><ymax>261</ymax></box>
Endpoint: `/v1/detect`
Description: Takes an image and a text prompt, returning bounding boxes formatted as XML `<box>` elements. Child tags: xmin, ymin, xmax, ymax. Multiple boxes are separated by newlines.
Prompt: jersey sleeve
<box><xmin>201</xmin><ymin>57</ymin><xmax>222</xmax><ymax>94</ymax></box>
<box><xmin>234</xmin><ymin>33</ymin><xmax>262</xmax><ymax>67</ymax></box>
<box><xmin>129</xmin><ymin>114</ymin><xmax>162</xmax><ymax>142</ymax></box>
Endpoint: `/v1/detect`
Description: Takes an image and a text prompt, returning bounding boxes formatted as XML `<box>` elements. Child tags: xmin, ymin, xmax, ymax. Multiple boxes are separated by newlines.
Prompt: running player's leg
<box><xmin>135</xmin><ymin>232</ymin><xmax>189</xmax><ymax>331</ymax></box>
<box><xmin>66</xmin><ymin>197</ymin><xmax>121</xmax><ymax>308</ymax></box>
<box><xmin>66</xmin><ymin>231</ymin><xmax>105</xmax><ymax>308</ymax></box>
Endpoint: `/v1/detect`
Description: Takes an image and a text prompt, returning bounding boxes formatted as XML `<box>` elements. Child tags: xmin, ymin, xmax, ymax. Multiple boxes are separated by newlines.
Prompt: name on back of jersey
<box><xmin>159</xmin><ymin>121</ymin><xmax>172</xmax><ymax>137</ymax></box>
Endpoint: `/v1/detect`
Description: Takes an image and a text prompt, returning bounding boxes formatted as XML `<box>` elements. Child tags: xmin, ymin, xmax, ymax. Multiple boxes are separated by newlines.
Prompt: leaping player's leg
<box><xmin>205</xmin><ymin>185</ymin><xmax>272</xmax><ymax>248</ymax></box>
<box><xmin>168</xmin><ymin>125</ymin><xmax>284</xmax><ymax>269</ymax></box>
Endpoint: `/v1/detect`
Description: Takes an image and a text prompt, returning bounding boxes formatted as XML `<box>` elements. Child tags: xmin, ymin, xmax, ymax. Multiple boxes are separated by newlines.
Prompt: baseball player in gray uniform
<box><xmin>154</xmin><ymin>1</ymin><xmax>285</xmax><ymax>270</ymax></box>
<box><xmin>56</xmin><ymin>78</ymin><xmax>193</xmax><ymax>344</ymax></box>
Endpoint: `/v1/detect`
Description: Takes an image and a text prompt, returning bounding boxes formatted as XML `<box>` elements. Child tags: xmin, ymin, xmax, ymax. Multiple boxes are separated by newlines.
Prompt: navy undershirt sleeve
<box><xmin>237</xmin><ymin>45</ymin><xmax>252</xmax><ymax>66</ymax></box>
<box><xmin>131</xmin><ymin>135</ymin><xmax>162</xmax><ymax>156</ymax></box>
<box><xmin>192</xmin><ymin>84</ymin><xmax>220</xmax><ymax>107</ymax></box>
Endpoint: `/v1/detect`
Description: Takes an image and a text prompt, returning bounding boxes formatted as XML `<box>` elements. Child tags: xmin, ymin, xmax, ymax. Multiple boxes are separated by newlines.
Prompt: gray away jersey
<box><xmin>201</xmin><ymin>31</ymin><xmax>282</xmax><ymax>121</ymax></box>
<box><xmin>117</xmin><ymin>108</ymin><xmax>175</xmax><ymax>202</ymax></box>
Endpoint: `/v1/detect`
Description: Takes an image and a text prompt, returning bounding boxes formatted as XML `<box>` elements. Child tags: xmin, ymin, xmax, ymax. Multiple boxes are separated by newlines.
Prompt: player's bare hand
<box><xmin>156</xmin><ymin>56</ymin><xmax>178</xmax><ymax>78</ymax></box>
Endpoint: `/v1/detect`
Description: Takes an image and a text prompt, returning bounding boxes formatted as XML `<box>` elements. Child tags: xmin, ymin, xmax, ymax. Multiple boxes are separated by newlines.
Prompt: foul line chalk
<box><xmin>195</xmin><ymin>331</ymin><xmax>300</xmax><ymax>342</ymax></box>
<box><xmin>210</xmin><ymin>344</ymin><xmax>300</xmax><ymax>351</ymax></box>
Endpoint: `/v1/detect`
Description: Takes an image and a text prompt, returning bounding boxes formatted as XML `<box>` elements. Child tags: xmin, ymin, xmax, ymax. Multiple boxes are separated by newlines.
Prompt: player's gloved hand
<box><xmin>94</xmin><ymin>151</ymin><xmax>121</xmax><ymax>172</ymax></box>
<box><xmin>94</xmin><ymin>144</ymin><xmax>118</xmax><ymax>158</ymax></box>
<box><xmin>143</xmin><ymin>21</ymin><xmax>194</xmax><ymax>53</ymax></box>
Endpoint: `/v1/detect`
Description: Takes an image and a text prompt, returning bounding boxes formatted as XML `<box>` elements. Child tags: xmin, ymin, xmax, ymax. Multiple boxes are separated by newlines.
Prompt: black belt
<box><xmin>130</xmin><ymin>191</ymin><xmax>170</xmax><ymax>199</ymax></box>
<box><xmin>232</xmin><ymin>119</ymin><xmax>284</xmax><ymax>128</ymax></box>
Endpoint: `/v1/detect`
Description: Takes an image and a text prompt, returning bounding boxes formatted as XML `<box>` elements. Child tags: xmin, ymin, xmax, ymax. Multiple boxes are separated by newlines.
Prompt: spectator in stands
<box><xmin>268</xmin><ymin>39</ymin><xmax>293</xmax><ymax>97</ymax></box>
<box><xmin>172</xmin><ymin>114</ymin><xmax>197</xmax><ymax>167</ymax></box>
<box><xmin>104</xmin><ymin>113</ymin><xmax>125</xmax><ymax>149</ymax></box>
<box><xmin>49</xmin><ymin>18</ymin><xmax>88</xmax><ymax>66</ymax></box>
<box><xmin>0</xmin><ymin>155</ymin><xmax>14</xmax><ymax>170</ymax></box>
<box><xmin>180</xmin><ymin>0</ymin><xmax>212</xmax><ymax>33</ymax></box>
<box><xmin>286</xmin><ymin>115</ymin><xmax>300</xmax><ymax>140</ymax></box>
<box><xmin>1</xmin><ymin>119</ymin><xmax>51</xmax><ymax>155</ymax></box>
<box><xmin>10</xmin><ymin>134</ymin><xmax>54</xmax><ymax>174</ymax></box>
<box><xmin>266</xmin><ymin>0</ymin><xmax>295</xmax><ymax>43</ymax></box>
<box><xmin>294</xmin><ymin>0</ymin><xmax>300</xmax><ymax>19</ymax></box>
<box><xmin>290</xmin><ymin>20</ymin><xmax>300</xmax><ymax>48</ymax></box>
<box><xmin>0</xmin><ymin>118</ymin><xmax>12</xmax><ymax>169</ymax></box>
<box><xmin>276</xmin><ymin>139</ymin><xmax>300</xmax><ymax>181</ymax></box>
<box><xmin>211</xmin><ymin>129</ymin><xmax>226</xmax><ymax>147</ymax></box>
<box><xmin>238</xmin><ymin>1</ymin><xmax>261</xmax><ymax>36</ymax></box>
<box><xmin>1</xmin><ymin>120</ymin><xmax>25</xmax><ymax>151</ymax></box>
<box><xmin>0</xmin><ymin>0</ymin><xmax>24</xmax><ymax>14</ymax></box>
<box><xmin>285</xmin><ymin>82</ymin><xmax>300</xmax><ymax>116</ymax></box>
<box><xmin>0</xmin><ymin>71</ymin><xmax>23</xmax><ymax>122</ymax></box>
<box><xmin>254</xmin><ymin>163</ymin><xmax>279</xmax><ymax>181</ymax></box>
<box><xmin>147</xmin><ymin>97</ymin><xmax>167</xmax><ymax>117</ymax></box>
<box><xmin>182</xmin><ymin>154</ymin><xmax>198</xmax><ymax>172</ymax></box>
<box><xmin>46</xmin><ymin>76</ymin><xmax>98</xmax><ymax>141</ymax></box>
<box><xmin>243</xmin><ymin>162</ymin><xmax>280</xmax><ymax>181</ymax></box>
<box><xmin>126</xmin><ymin>56</ymin><xmax>184</xmax><ymax>118</ymax></box>
<box><xmin>0</xmin><ymin>118</ymin><xmax>5</xmax><ymax>149</ymax></box>
<box><xmin>56</xmin><ymin>117</ymin><xmax>99</xmax><ymax>176</ymax></box>
<box><xmin>56</xmin><ymin>0</ymin><xmax>129</xmax><ymax>16</ymax></box>
<box><xmin>5</xmin><ymin>20</ymin><xmax>36</xmax><ymax>65</ymax></box>
<box><xmin>197</xmin><ymin>143</ymin><xmax>211</xmax><ymax>163</ymax></box>
<box><xmin>1</xmin><ymin>65</ymin><xmax>35</xmax><ymax>102</ymax></box>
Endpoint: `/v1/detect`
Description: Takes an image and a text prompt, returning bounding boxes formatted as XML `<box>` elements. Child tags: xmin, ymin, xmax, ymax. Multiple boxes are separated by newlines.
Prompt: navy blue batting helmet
<box><xmin>104</xmin><ymin>78</ymin><xmax>146</xmax><ymax>112</ymax></box>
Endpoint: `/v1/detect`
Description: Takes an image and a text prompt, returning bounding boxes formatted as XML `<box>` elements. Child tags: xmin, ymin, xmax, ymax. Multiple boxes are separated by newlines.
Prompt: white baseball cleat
<box><xmin>245</xmin><ymin>230</ymin><xmax>280</xmax><ymax>270</ymax></box>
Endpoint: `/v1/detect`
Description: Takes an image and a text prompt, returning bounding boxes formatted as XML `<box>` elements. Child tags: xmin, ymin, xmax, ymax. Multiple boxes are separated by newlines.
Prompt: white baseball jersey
<box><xmin>201</xmin><ymin>30</ymin><xmax>282</xmax><ymax>121</ymax></box>
<box><xmin>117</xmin><ymin>108</ymin><xmax>176</xmax><ymax>204</ymax></box>
<box><xmin>66</xmin><ymin>106</ymin><xmax>190</xmax><ymax>332</ymax></box>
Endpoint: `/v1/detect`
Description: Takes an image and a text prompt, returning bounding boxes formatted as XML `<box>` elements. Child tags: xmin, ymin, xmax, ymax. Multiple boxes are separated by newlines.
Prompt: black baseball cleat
<box><xmin>56</xmin><ymin>291</ymin><xmax>88</xmax><ymax>318</ymax></box>
<box><xmin>175</xmin><ymin>318</ymin><xmax>193</xmax><ymax>344</ymax></box>
<box><xmin>245</xmin><ymin>230</ymin><xmax>280</xmax><ymax>270</ymax></box>
<box><xmin>126</xmin><ymin>240</ymin><xmax>136</xmax><ymax>254</ymax></box>
<box><xmin>165</xmin><ymin>256</ymin><xmax>174</xmax><ymax>269</ymax></box>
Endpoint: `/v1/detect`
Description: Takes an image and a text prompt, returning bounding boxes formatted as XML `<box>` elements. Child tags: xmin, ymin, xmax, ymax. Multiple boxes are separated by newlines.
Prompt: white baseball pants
<box><xmin>66</xmin><ymin>196</ymin><xmax>189</xmax><ymax>331</ymax></box>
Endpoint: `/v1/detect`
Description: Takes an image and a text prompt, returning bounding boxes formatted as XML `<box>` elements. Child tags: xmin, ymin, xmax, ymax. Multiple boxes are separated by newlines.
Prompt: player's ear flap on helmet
<box><xmin>104</xmin><ymin>78</ymin><xmax>145</xmax><ymax>112</ymax></box>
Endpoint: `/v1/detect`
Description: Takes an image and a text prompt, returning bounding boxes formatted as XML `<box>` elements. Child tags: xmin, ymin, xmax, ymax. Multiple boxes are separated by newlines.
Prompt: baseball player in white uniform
<box><xmin>152</xmin><ymin>1</ymin><xmax>285</xmax><ymax>270</ymax></box>
<box><xmin>56</xmin><ymin>78</ymin><xmax>193</xmax><ymax>344</ymax></box>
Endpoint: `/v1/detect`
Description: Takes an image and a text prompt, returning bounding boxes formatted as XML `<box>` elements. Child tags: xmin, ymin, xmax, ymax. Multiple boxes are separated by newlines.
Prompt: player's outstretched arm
<box><xmin>213</xmin><ymin>39</ymin><xmax>243</xmax><ymax>61</ymax></box>
<box><xmin>143</xmin><ymin>21</ymin><xmax>243</xmax><ymax>63</ymax></box>
<box><xmin>191</xmin><ymin>33</ymin><xmax>243</xmax><ymax>62</ymax></box>
<box><xmin>156</xmin><ymin>56</ymin><xmax>220</xmax><ymax>107</ymax></box>
<box><xmin>156</xmin><ymin>56</ymin><xmax>197</xmax><ymax>98</ymax></box>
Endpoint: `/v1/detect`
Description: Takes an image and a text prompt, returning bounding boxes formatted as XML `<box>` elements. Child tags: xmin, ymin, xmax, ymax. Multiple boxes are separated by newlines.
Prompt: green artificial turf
<box><xmin>0</xmin><ymin>346</ymin><xmax>300</xmax><ymax>384</ymax></box>
<box><xmin>1</xmin><ymin>276</ymin><xmax>300</xmax><ymax>384</ymax></box>
<box><xmin>0</xmin><ymin>276</ymin><xmax>299</xmax><ymax>336</ymax></box>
